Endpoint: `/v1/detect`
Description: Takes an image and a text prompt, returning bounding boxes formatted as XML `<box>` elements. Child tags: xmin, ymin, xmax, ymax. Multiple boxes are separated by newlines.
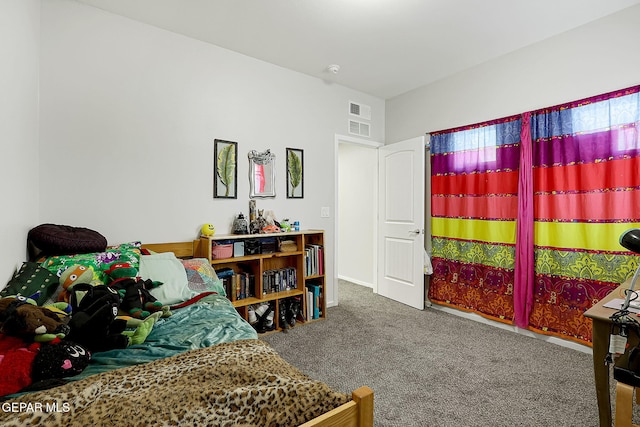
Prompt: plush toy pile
<box><xmin>0</xmin><ymin>258</ymin><xmax>171</xmax><ymax>396</ymax></box>
<box><xmin>0</xmin><ymin>295</ymin><xmax>91</xmax><ymax>395</ymax></box>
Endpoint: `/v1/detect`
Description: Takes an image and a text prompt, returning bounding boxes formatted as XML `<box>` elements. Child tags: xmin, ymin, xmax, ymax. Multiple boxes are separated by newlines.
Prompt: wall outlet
<box><xmin>320</xmin><ymin>206</ymin><xmax>330</xmax><ymax>218</ymax></box>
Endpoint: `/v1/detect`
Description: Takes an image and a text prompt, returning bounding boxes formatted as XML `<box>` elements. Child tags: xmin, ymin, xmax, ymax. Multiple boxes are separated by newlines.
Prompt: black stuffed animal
<box><xmin>105</xmin><ymin>263</ymin><xmax>164</xmax><ymax>319</ymax></box>
<box><xmin>31</xmin><ymin>338</ymin><xmax>91</xmax><ymax>382</ymax></box>
<box><xmin>109</xmin><ymin>277</ymin><xmax>164</xmax><ymax>319</ymax></box>
<box><xmin>67</xmin><ymin>284</ymin><xmax>129</xmax><ymax>353</ymax></box>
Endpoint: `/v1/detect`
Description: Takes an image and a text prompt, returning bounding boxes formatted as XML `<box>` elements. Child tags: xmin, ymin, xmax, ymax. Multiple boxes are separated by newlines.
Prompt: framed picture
<box><xmin>214</xmin><ymin>139</ymin><xmax>238</xmax><ymax>199</ymax></box>
<box><xmin>248</xmin><ymin>149</ymin><xmax>276</xmax><ymax>198</ymax></box>
<box><xmin>286</xmin><ymin>148</ymin><xmax>303</xmax><ymax>199</ymax></box>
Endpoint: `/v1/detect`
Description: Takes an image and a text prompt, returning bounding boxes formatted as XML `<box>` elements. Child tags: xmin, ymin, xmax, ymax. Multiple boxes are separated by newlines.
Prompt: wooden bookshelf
<box><xmin>196</xmin><ymin>230</ymin><xmax>325</xmax><ymax>333</ymax></box>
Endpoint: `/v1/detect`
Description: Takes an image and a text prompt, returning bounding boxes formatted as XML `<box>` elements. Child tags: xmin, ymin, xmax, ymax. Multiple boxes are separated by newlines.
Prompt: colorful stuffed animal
<box><xmin>57</xmin><ymin>264</ymin><xmax>96</xmax><ymax>303</ymax></box>
<box><xmin>0</xmin><ymin>296</ymin><xmax>70</xmax><ymax>342</ymax></box>
<box><xmin>105</xmin><ymin>262</ymin><xmax>164</xmax><ymax>319</ymax></box>
<box><xmin>0</xmin><ymin>335</ymin><xmax>91</xmax><ymax>396</ymax></box>
<box><xmin>0</xmin><ymin>334</ymin><xmax>39</xmax><ymax>396</ymax></box>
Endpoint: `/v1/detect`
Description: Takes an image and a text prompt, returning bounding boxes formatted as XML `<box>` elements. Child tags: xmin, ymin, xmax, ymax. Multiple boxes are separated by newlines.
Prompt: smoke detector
<box><xmin>327</xmin><ymin>64</ymin><xmax>340</xmax><ymax>74</ymax></box>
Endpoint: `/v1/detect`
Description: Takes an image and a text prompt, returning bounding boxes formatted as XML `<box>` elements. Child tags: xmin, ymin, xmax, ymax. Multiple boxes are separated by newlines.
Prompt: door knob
<box><xmin>409</xmin><ymin>229</ymin><xmax>422</xmax><ymax>235</ymax></box>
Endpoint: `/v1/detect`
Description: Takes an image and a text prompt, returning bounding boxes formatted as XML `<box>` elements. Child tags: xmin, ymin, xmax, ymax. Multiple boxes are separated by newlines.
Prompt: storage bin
<box><xmin>260</xmin><ymin>238</ymin><xmax>277</xmax><ymax>254</ymax></box>
<box><xmin>278</xmin><ymin>238</ymin><xmax>298</xmax><ymax>252</ymax></box>
<box><xmin>233</xmin><ymin>241</ymin><xmax>245</xmax><ymax>257</ymax></box>
<box><xmin>211</xmin><ymin>240</ymin><xmax>233</xmax><ymax>259</ymax></box>
<box><xmin>244</xmin><ymin>239</ymin><xmax>260</xmax><ymax>255</ymax></box>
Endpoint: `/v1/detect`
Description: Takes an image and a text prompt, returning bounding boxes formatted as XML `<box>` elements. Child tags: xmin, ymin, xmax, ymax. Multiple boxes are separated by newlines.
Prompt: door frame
<box><xmin>334</xmin><ymin>134</ymin><xmax>383</xmax><ymax>304</ymax></box>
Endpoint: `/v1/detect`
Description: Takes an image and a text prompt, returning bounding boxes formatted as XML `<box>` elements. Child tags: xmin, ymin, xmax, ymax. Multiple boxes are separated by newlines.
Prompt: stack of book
<box><xmin>304</xmin><ymin>244</ymin><xmax>324</xmax><ymax>276</ymax></box>
<box><xmin>305</xmin><ymin>281</ymin><xmax>322</xmax><ymax>320</ymax></box>
<box><xmin>262</xmin><ymin>267</ymin><xmax>297</xmax><ymax>294</ymax></box>
<box><xmin>218</xmin><ymin>268</ymin><xmax>255</xmax><ymax>301</ymax></box>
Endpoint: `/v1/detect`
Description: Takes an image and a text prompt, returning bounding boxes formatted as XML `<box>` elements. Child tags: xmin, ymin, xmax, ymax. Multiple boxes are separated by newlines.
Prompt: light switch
<box><xmin>321</xmin><ymin>207</ymin><xmax>330</xmax><ymax>218</ymax></box>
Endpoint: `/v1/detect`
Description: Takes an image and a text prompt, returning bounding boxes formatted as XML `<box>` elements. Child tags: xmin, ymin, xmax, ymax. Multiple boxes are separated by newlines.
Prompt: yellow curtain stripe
<box><xmin>432</xmin><ymin>217</ymin><xmax>516</xmax><ymax>244</ymax></box>
<box><xmin>534</xmin><ymin>222</ymin><xmax>640</xmax><ymax>251</ymax></box>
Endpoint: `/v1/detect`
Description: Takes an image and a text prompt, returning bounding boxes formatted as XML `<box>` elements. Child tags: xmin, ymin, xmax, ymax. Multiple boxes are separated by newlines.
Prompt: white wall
<box><xmin>386</xmin><ymin>4</ymin><xmax>640</xmax><ymax>142</ymax></box>
<box><xmin>39</xmin><ymin>0</ymin><xmax>385</xmax><ymax>306</ymax></box>
<box><xmin>0</xmin><ymin>0</ymin><xmax>40</xmax><ymax>283</ymax></box>
<box><xmin>337</xmin><ymin>141</ymin><xmax>378</xmax><ymax>288</ymax></box>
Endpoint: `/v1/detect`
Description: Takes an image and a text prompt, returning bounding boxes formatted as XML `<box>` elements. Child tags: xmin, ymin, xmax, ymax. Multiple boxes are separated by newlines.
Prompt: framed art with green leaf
<box><xmin>286</xmin><ymin>147</ymin><xmax>303</xmax><ymax>199</ymax></box>
<box><xmin>214</xmin><ymin>139</ymin><xmax>238</xmax><ymax>199</ymax></box>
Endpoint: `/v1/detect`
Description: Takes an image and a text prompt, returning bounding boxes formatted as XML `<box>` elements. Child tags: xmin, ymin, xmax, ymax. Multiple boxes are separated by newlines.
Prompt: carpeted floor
<box><xmin>262</xmin><ymin>280</ymin><xmax>613</xmax><ymax>427</ymax></box>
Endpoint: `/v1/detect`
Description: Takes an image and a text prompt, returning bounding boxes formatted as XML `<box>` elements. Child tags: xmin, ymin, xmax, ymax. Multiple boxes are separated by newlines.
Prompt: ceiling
<box><xmin>74</xmin><ymin>0</ymin><xmax>640</xmax><ymax>99</ymax></box>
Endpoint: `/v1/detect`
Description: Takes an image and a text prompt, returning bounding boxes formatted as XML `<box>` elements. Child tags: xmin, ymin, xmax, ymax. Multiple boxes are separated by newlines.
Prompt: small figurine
<box><xmin>256</xmin><ymin>210</ymin><xmax>268</xmax><ymax>232</ymax></box>
<box><xmin>232</xmin><ymin>213</ymin><xmax>249</xmax><ymax>235</ymax></box>
<box><xmin>250</xmin><ymin>210</ymin><xmax>268</xmax><ymax>234</ymax></box>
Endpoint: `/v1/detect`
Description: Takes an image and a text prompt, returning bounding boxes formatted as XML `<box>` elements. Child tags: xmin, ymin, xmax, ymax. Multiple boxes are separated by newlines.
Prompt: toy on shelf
<box><xmin>201</xmin><ymin>223</ymin><xmax>216</xmax><ymax>237</ymax></box>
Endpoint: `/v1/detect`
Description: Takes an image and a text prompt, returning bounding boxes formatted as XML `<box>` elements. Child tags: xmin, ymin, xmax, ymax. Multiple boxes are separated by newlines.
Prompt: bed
<box><xmin>0</xmin><ymin>240</ymin><xmax>373</xmax><ymax>427</ymax></box>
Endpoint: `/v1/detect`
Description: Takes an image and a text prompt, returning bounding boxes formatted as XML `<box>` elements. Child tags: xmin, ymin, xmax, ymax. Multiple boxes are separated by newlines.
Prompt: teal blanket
<box><xmin>70</xmin><ymin>293</ymin><xmax>258</xmax><ymax>380</ymax></box>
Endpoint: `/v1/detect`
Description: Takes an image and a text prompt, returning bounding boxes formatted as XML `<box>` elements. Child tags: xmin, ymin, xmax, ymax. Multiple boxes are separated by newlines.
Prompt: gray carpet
<box><xmin>262</xmin><ymin>280</ymin><xmax>609</xmax><ymax>427</ymax></box>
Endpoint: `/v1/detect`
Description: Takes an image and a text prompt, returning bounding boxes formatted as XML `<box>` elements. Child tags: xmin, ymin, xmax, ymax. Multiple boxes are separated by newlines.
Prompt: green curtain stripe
<box><xmin>432</xmin><ymin>237</ymin><xmax>515</xmax><ymax>269</ymax></box>
<box><xmin>534</xmin><ymin>248</ymin><xmax>639</xmax><ymax>284</ymax></box>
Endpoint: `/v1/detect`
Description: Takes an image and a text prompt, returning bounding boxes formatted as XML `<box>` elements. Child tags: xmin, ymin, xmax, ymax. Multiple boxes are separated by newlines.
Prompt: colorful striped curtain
<box><xmin>429</xmin><ymin>85</ymin><xmax>640</xmax><ymax>345</ymax></box>
<box><xmin>429</xmin><ymin>116</ymin><xmax>521</xmax><ymax>323</ymax></box>
<box><xmin>528</xmin><ymin>86</ymin><xmax>640</xmax><ymax>344</ymax></box>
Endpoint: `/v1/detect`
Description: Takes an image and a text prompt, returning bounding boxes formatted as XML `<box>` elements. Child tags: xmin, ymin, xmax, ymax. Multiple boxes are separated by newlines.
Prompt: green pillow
<box><xmin>41</xmin><ymin>242</ymin><xmax>142</xmax><ymax>285</ymax></box>
<box><xmin>1</xmin><ymin>262</ymin><xmax>60</xmax><ymax>305</ymax></box>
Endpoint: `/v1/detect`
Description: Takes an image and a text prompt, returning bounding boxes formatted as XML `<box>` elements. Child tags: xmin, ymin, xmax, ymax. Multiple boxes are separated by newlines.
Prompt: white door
<box><xmin>377</xmin><ymin>136</ymin><xmax>425</xmax><ymax>309</ymax></box>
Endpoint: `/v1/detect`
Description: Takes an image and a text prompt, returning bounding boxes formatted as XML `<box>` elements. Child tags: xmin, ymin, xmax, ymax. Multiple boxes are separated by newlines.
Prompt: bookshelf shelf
<box><xmin>196</xmin><ymin>230</ymin><xmax>325</xmax><ymax>333</ymax></box>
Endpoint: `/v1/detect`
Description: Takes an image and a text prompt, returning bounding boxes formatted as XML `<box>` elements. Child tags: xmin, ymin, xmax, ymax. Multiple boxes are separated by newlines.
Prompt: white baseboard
<box><xmin>429</xmin><ymin>303</ymin><xmax>592</xmax><ymax>355</ymax></box>
<box><xmin>337</xmin><ymin>275</ymin><xmax>373</xmax><ymax>289</ymax></box>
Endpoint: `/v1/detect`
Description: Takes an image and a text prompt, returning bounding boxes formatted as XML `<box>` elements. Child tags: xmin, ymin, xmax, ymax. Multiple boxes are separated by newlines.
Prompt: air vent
<box><xmin>349</xmin><ymin>101</ymin><xmax>371</xmax><ymax>120</ymax></box>
<box><xmin>348</xmin><ymin>119</ymin><xmax>370</xmax><ymax>137</ymax></box>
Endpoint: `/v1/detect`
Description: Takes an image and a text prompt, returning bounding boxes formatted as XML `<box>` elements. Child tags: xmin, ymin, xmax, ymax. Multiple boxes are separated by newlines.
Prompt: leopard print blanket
<box><xmin>0</xmin><ymin>339</ymin><xmax>349</xmax><ymax>427</ymax></box>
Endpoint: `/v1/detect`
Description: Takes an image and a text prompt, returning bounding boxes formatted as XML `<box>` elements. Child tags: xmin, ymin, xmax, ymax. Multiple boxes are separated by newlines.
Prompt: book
<box><xmin>306</xmin><ymin>289</ymin><xmax>313</xmax><ymax>321</ymax></box>
<box><xmin>262</xmin><ymin>267</ymin><xmax>297</xmax><ymax>294</ymax></box>
<box><xmin>305</xmin><ymin>283</ymin><xmax>320</xmax><ymax>319</ymax></box>
<box><xmin>304</xmin><ymin>244</ymin><xmax>323</xmax><ymax>276</ymax></box>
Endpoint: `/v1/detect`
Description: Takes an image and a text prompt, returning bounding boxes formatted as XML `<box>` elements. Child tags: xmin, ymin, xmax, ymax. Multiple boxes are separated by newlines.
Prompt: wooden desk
<box><xmin>584</xmin><ymin>279</ymin><xmax>633</xmax><ymax>427</ymax></box>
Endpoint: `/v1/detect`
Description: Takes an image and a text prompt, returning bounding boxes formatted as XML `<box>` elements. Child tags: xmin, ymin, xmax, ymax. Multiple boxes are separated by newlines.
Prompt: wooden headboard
<box><xmin>141</xmin><ymin>240</ymin><xmax>201</xmax><ymax>259</ymax></box>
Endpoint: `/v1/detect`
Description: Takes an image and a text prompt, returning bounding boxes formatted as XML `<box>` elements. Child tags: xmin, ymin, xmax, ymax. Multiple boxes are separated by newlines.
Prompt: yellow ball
<box><xmin>201</xmin><ymin>223</ymin><xmax>216</xmax><ymax>237</ymax></box>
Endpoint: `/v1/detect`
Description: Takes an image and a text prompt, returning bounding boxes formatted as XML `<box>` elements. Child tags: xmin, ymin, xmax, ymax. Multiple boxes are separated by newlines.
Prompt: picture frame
<box><xmin>248</xmin><ymin>149</ymin><xmax>276</xmax><ymax>198</ymax></box>
<box><xmin>286</xmin><ymin>148</ymin><xmax>304</xmax><ymax>199</ymax></box>
<box><xmin>214</xmin><ymin>139</ymin><xmax>238</xmax><ymax>199</ymax></box>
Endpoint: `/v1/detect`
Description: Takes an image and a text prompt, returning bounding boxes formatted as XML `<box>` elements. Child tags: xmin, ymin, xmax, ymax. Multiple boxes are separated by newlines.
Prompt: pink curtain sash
<box><xmin>514</xmin><ymin>112</ymin><xmax>534</xmax><ymax>328</ymax></box>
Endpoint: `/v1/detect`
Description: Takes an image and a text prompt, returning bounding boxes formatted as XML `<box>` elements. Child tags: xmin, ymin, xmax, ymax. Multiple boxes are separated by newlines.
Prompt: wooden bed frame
<box><xmin>143</xmin><ymin>241</ymin><xmax>374</xmax><ymax>427</ymax></box>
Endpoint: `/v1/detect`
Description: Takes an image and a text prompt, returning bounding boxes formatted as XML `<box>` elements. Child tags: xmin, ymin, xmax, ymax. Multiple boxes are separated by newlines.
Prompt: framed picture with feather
<box><xmin>214</xmin><ymin>139</ymin><xmax>238</xmax><ymax>199</ymax></box>
<box><xmin>286</xmin><ymin>147</ymin><xmax>303</xmax><ymax>199</ymax></box>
